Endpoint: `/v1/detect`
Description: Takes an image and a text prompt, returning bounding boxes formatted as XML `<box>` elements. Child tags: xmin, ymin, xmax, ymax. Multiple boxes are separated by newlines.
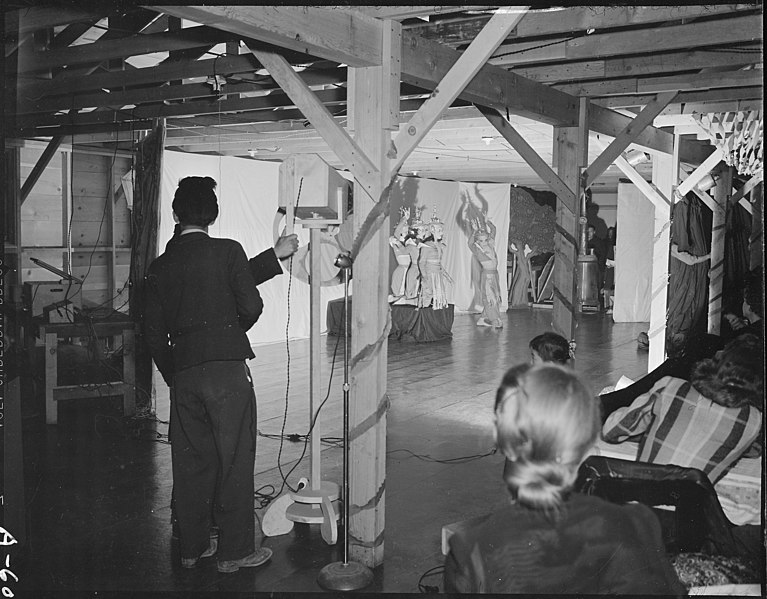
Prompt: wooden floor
<box><xmin>13</xmin><ymin>307</ymin><xmax>649</xmax><ymax>595</ymax></box>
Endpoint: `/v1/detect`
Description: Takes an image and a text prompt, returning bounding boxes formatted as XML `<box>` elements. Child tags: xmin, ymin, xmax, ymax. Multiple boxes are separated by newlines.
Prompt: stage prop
<box><xmin>507</xmin><ymin>186</ymin><xmax>556</xmax><ymax>308</ymax></box>
<box><xmin>327</xmin><ymin>298</ymin><xmax>454</xmax><ymax>343</ymax></box>
<box><xmin>614</xmin><ymin>182</ymin><xmax>653</xmax><ymax>322</ymax></box>
<box><xmin>160</xmin><ymin>150</ymin><xmax>345</xmax><ymax>346</ymax></box>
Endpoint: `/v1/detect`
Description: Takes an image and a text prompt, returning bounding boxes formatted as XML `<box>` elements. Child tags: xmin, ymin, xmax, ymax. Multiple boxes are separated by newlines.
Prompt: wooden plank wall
<box><xmin>18</xmin><ymin>141</ymin><xmax>132</xmax><ymax>313</ymax></box>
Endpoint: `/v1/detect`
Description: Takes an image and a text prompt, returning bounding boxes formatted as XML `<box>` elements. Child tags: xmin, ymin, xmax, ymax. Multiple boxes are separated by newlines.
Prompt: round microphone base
<box><xmin>317</xmin><ymin>561</ymin><xmax>374</xmax><ymax>592</ymax></box>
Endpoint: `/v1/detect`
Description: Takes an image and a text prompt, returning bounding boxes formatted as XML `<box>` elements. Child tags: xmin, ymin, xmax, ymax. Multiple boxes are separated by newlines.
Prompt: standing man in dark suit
<box><xmin>145</xmin><ymin>176</ymin><xmax>273</xmax><ymax>573</ymax></box>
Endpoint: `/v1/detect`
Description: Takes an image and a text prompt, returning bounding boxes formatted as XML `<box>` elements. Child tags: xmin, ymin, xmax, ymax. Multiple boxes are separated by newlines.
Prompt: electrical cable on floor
<box><xmin>417</xmin><ymin>564</ymin><xmax>444</xmax><ymax>593</ymax></box>
<box><xmin>387</xmin><ymin>447</ymin><xmax>497</xmax><ymax>464</ymax></box>
<box><xmin>255</xmin><ymin>330</ymin><xmax>342</xmax><ymax>508</ymax></box>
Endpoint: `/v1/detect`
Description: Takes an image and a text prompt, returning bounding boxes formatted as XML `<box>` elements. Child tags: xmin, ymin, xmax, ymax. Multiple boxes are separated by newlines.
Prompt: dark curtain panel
<box><xmin>723</xmin><ymin>203</ymin><xmax>751</xmax><ymax>314</ymax></box>
<box><xmin>129</xmin><ymin>120</ymin><xmax>165</xmax><ymax>409</ymax></box>
<box><xmin>666</xmin><ymin>195</ymin><xmax>711</xmax><ymax>356</ymax></box>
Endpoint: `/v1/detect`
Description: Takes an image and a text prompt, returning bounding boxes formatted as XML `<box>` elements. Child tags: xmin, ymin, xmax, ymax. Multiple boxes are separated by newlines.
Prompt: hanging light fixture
<box><xmin>625</xmin><ymin>150</ymin><xmax>650</xmax><ymax>167</ymax></box>
<box><xmin>696</xmin><ymin>173</ymin><xmax>718</xmax><ymax>192</ymax></box>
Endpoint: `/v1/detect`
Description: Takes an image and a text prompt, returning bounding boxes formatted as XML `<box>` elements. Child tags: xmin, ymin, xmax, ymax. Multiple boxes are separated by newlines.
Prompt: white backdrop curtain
<box><xmin>160</xmin><ymin>150</ymin><xmax>343</xmax><ymax>346</ymax></box>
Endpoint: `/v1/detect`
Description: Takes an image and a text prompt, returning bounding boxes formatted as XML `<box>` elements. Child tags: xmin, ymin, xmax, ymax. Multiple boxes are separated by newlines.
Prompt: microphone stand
<box><xmin>317</xmin><ymin>252</ymin><xmax>374</xmax><ymax>591</ymax></box>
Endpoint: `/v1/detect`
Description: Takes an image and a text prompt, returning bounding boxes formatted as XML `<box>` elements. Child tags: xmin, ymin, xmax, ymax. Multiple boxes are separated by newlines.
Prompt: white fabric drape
<box><xmin>160</xmin><ymin>151</ymin><xmax>343</xmax><ymax>346</ymax></box>
<box><xmin>614</xmin><ymin>182</ymin><xmax>653</xmax><ymax>322</ymax></box>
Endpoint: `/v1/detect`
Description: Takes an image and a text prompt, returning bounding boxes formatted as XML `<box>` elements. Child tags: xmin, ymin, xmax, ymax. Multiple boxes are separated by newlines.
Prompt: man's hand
<box><xmin>274</xmin><ymin>232</ymin><xmax>299</xmax><ymax>259</ymax></box>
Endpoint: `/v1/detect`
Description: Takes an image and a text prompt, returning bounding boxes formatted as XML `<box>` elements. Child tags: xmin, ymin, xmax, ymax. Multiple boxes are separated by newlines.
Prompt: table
<box><xmin>40</xmin><ymin>320</ymin><xmax>136</xmax><ymax>425</ymax></box>
<box><xmin>592</xmin><ymin>439</ymin><xmax>762</xmax><ymax>526</ymax></box>
<box><xmin>327</xmin><ymin>299</ymin><xmax>454</xmax><ymax>343</ymax></box>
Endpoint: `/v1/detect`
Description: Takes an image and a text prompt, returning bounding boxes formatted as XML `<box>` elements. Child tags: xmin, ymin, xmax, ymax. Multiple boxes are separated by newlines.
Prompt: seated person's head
<box><xmin>494</xmin><ymin>364</ymin><xmax>600</xmax><ymax>510</ymax></box>
<box><xmin>690</xmin><ymin>333</ymin><xmax>764</xmax><ymax>410</ymax></box>
<box><xmin>172</xmin><ymin>176</ymin><xmax>219</xmax><ymax>227</ymax></box>
<box><xmin>529</xmin><ymin>332</ymin><xmax>571</xmax><ymax>365</ymax></box>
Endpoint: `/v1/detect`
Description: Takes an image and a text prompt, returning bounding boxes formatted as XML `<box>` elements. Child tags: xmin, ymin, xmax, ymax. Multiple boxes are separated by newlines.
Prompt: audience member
<box><xmin>444</xmin><ymin>364</ymin><xmax>685</xmax><ymax>595</ymax></box>
<box><xmin>529</xmin><ymin>332</ymin><xmax>572</xmax><ymax>366</ymax></box>
<box><xmin>602</xmin><ymin>334</ymin><xmax>763</xmax><ymax>483</ymax></box>
<box><xmin>600</xmin><ymin>265</ymin><xmax>763</xmax><ymax>421</ymax></box>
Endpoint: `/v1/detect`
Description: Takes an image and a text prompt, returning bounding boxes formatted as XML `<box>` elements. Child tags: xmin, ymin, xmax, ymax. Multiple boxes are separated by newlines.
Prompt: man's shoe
<box><xmin>217</xmin><ymin>548</ymin><xmax>273</xmax><ymax>573</ymax></box>
<box><xmin>181</xmin><ymin>533</ymin><xmax>219</xmax><ymax>569</ymax></box>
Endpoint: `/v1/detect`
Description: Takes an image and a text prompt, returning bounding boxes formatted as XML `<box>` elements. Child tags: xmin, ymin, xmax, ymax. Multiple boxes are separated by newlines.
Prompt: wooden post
<box><xmin>749</xmin><ymin>181</ymin><xmax>763</xmax><ymax>270</ymax></box>
<box><xmin>346</xmin><ymin>35</ymin><xmax>398</xmax><ymax>566</ymax></box>
<box><xmin>551</xmin><ymin>101</ymin><xmax>586</xmax><ymax>347</ymax></box>
<box><xmin>648</xmin><ymin>141</ymin><xmax>678</xmax><ymax>369</ymax></box>
<box><xmin>708</xmin><ymin>165</ymin><xmax>731</xmax><ymax>335</ymax></box>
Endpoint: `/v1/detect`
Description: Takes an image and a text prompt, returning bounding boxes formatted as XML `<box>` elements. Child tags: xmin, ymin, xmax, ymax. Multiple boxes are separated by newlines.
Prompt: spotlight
<box><xmin>625</xmin><ymin>150</ymin><xmax>650</xmax><ymax>167</ymax></box>
<box><xmin>696</xmin><ymin>173</ymin><xmax>718</xmax><ymax>192</ymax></box>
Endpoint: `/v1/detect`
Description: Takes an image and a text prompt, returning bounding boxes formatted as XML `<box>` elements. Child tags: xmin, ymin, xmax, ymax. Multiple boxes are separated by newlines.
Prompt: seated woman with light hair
<box><xmin>444</xmin><ymin>364</ymin><xmax>685</xmax><ymax>595</ymax></box>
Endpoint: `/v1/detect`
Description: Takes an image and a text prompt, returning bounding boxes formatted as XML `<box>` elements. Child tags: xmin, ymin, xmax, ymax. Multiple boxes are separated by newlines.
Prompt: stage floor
<box><xmin>15</xmin><ymin>308</ymin><xmax>653</xmax><ymax>594</ymax></box>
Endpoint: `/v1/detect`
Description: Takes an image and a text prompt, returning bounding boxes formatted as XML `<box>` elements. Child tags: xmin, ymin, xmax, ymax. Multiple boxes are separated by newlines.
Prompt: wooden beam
<box><xmin>647</xmin><ymin>143</ymin><xmax>679</xmax><ymax>369</ymax></box>
<box><xmin>551</xmin><ymin>122</ymin><xmax>584</xmax><ymax>346</ymax></box>
<box><xmin>347</xmin><ymin>61</ymin><xmax>397</xmax><ymax>569</ymax></box>
<box><xmin>407</xmin><ymin>5</ymin><xmax>754</xmax><ymax>46</ymax></box>
<box><xmin>595</xmin><ymin>87</ymin><xmax>763</xmax><ymax>111</ymax></box>
<box><xmin>729</xmin><ymin>172</ymin><xmax>763</xmax><ymax>206</ymax></box>
<box><xmin>583</xmin><ymin>91</ymin><xmax>677</xmax><ymax>189</ymax></box>
<box><xmin>14</xmin><ymin>25</ymin><xmax>236</xmax><ymax>73</ymax></box>
<box><xmin>707</xmin><ymin>165</ymin><xmax>731</xmax><ymax>334</ymax></box>
<box><xmin>391</xmin><ymin>8</ymin><xmax>527</xmax><ymax>173</ymax></box>
<box><xmin>157</xmin><ymin>5</ymin><xmax>384</xmax><ymax>67</ymax></box>
<box><xmin>7</xmin><ymin>5</ymin><xmax>109</xmax><ymax>34</ymax></box>
<box><xmin>490</xmin><ymin>15</ymin><xmax>761</xmax><ymax>67</ymax></box>
<box><xmin>17</xmin><ymin>54</ymin><xmax>342</xmax><ymax>102</ymax></box>
<box><xmin>511</xmin><ymin>48</ymin><xmax>759</xmax><ymax>84</ymax></box>
<box><xmin>555</xmin><ymin>70</ymin><xmax>763</xmax><ymax>97</ymax></box>
<box><xmin>479</xmin><ymin>105</ymin><xmax>575</xmax><ymax>208</ymax></box>
<box><xmin>247</xmin><ymin>46</ymin><xmax>379</xmax><ymax>198</ymax></box>
<box><xmin>676</xmin><ymin>148</ymin><xmax>724</xmax><ymax>198</ymax></box>
<box><xmin>20</xmin><ymin>136</ymin><xmax>63</xmax><ymax>205</ymax></box>
<box><xmin>11</xmin><ymin>85</ymin><xmax>347</xmax><ymax>131</ymax></box>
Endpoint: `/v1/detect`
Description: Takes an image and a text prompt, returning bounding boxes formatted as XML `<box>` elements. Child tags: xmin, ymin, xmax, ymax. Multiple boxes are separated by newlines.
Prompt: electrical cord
<box><xmin>417</xmin><ymin>564</ymin><xmax>444</xmax><ymax>594</ymax></box>
<box><xmin>387</xmin><ymin>447</ymin><xmax>497</xmax><ymax>464</ymax></box>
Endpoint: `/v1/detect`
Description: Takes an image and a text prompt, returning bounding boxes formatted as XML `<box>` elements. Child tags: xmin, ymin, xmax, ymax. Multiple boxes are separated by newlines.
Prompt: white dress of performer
<box><xmin>469</xmin><ymin>218</ymin><xmax>503</xmax><ymax>328</ymax></box>
<box><xmin>417</xmin><ymin>214</ymin><xmax>452</xmax><ymax>310</ymax></box>
<box><xmin>389</xmin><ymin>208</ymin><xmax>411</xmax><ymax>302</ymax></box>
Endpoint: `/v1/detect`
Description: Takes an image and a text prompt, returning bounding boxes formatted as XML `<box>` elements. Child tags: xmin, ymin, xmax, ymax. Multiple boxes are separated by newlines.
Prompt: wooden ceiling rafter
<box><xmin>5</xmin><ymin>4</ymin><xmax>762</xmax><ymax>190</ymax></box>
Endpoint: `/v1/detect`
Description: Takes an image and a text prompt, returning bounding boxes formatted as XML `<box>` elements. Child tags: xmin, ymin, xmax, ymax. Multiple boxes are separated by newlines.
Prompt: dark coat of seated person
<box><xmin>602</xmin><ymin>334</ymin><xmax>764</xmax><ymax>484</ymax></box>
<box><xmin>444</xmin><ymin>364</ymin><xmax>685</xmax><ymax>596</ymax></box>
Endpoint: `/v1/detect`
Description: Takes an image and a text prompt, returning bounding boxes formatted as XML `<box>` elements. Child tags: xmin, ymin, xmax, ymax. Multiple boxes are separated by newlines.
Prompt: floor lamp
<box><xmin>318</xmin><ymin>252</ymin><xmax>374</xmax><ymax>591</ymax></box>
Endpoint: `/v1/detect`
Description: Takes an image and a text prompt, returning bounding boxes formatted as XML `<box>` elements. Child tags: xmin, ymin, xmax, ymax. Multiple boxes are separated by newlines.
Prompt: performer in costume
<box><xmin>417</xmin><ymin>207</ymin><xmax>452</xmax><ymax>310</ymax></box>
<box><xmin>389</xmin><ymin>207</ymin><xmax>411</xmax><ymax>303</ymax></box>
<box><xmin>469</xmin><ymin>218</ymin><xmax>503</xmax><ymax>328</ymax></box>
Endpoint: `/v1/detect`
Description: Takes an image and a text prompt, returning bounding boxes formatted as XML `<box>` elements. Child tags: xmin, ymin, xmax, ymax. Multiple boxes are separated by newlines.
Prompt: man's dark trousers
<box><xmin>171</xmin><ymin>360</ymin><xmax>257</xmax><ymax>562</ymax></box>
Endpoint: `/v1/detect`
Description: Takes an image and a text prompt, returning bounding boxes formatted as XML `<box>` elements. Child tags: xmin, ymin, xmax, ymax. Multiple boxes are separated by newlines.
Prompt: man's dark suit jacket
<box><xmin>145</xmin><ymin>232</ymin><xmax>263</xmax><ymax>385</ymax></box>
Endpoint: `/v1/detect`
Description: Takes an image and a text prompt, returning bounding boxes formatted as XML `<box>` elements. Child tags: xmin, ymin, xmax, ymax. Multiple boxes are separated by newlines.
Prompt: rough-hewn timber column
<box><xmin>708</xmin><ymin>165</ymin><xmax>731</xmax><ymax>335</ymax></box>
<box><xmin>347</xmin><ymin>49</ymin><xmax>398</xmax><ymax>567</ymax></box>
<box><xmin>551</xmin><ymin>125</ymin><xmax>585</xmax><ymax>346</ymax></box>
<box><xmin>648</xmin><ymin>145</ymin><xmax>678</xmax><ymax>369</ymax></box>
